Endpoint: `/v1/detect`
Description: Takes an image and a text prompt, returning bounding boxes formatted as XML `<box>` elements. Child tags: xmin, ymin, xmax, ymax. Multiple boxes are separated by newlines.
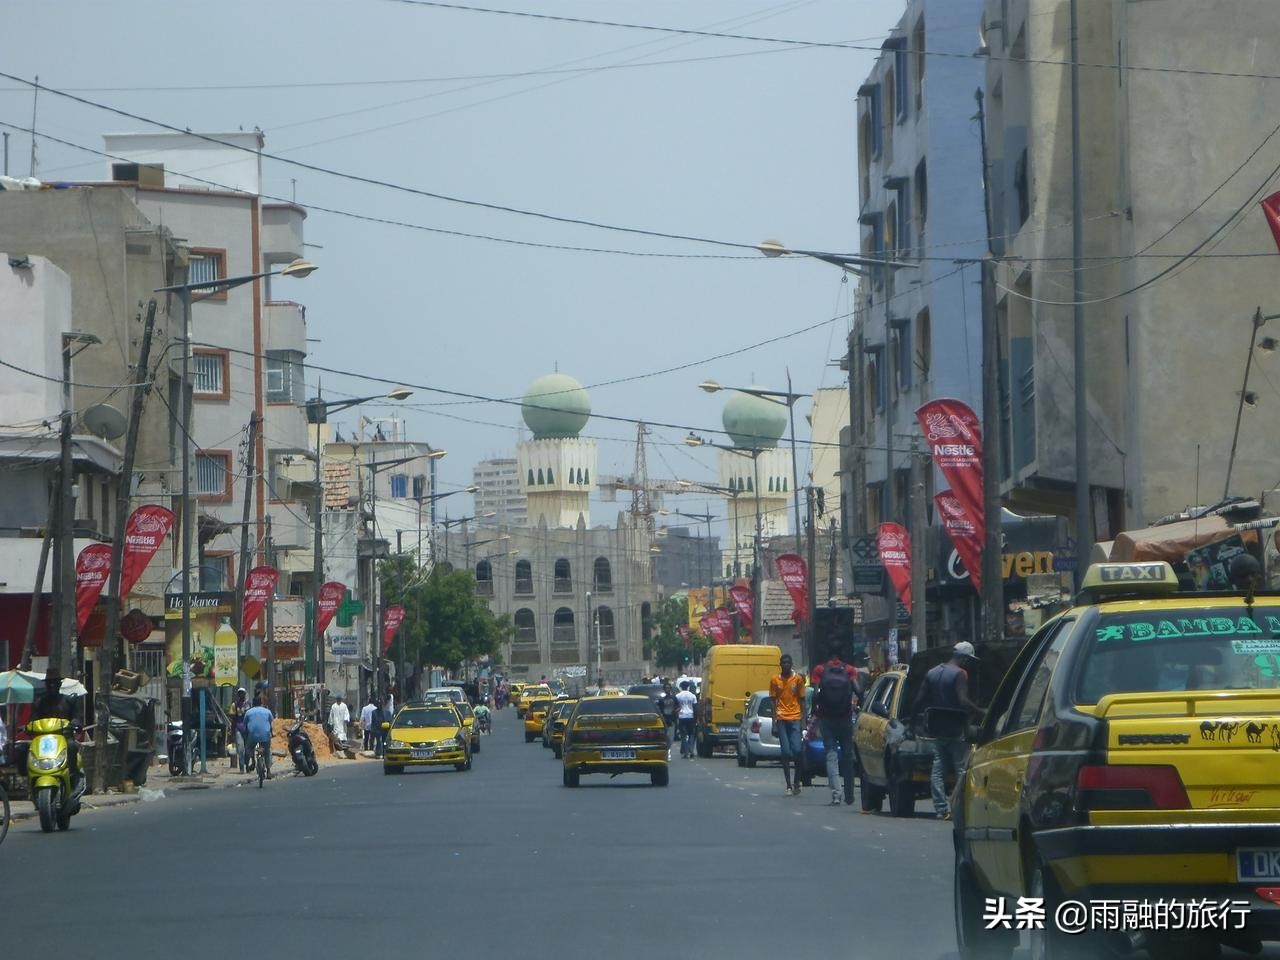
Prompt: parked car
<box><xmin>734</xmin><ymin>692</ymin><xmax>779</xmax><ymax>767</ymax></box>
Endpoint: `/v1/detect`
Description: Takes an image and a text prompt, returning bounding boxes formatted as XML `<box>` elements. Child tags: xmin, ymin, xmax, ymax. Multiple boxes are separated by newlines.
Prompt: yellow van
<box><xmin>695</xmin><ymin>644</ymin><xmax>782</xmax><ymax>757</ymax></box>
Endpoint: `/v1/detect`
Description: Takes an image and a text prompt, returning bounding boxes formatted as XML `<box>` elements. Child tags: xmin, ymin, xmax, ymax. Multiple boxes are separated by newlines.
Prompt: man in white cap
<box><xmin>914</xmin><ymin>641</ymin><xmax>983</xmax><ymax>820</ymax></box>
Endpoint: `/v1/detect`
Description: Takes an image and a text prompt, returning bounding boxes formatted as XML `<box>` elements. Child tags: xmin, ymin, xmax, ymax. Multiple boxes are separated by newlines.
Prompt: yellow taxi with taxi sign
<box><xmin>523</xmin><ymin>697</ymin><xmax>556</xmax><ymax>743</ymax></box>
<box><xmin>953</xmin><ymin>560</ymin><xmax>1280</xmax><ymax>959</ymax></box>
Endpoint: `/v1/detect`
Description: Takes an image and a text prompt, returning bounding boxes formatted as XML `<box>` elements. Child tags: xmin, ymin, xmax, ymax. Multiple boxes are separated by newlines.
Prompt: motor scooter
<box><xmin>26</xmin><ymin>718</ymin><xmax>84</xmax><ymax>833</ymax></box>
<box><xmin>288</xmin><ymin>718</ymin><xmax>319</xmax><ymax>776</ymax></box>
<box><xmin>166</xmin><ymin>720</ymin><xmax>190</xmax><ymax>776</ymax></box>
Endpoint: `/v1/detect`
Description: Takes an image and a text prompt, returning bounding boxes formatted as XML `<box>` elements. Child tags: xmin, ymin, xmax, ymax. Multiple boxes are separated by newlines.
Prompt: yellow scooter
<box><xmin>26</xmin><ymin>718</ymin><xmax>84</xmax><ymax>833</ymax></box>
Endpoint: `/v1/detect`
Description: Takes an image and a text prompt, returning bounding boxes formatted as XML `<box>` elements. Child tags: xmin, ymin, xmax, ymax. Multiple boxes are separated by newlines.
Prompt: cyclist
<box><xmin>242</xmin><ymin>695</ymin><xmax>274</xmax><ymax>779</ymax></box>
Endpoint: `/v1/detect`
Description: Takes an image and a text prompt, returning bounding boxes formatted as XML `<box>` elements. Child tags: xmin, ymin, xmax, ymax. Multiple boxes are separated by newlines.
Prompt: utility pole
<box><xmin>976</xmin><ymin>88</ymin><xmax>1006</xmax><ymax>646</ymax></box>
<box><xmin>909</xmin><ymin>440</ymin><xmax>928</xmax><ymax>654</ymax></box>
<box><xmin>311</xmin><ymin>403</ymin><xmax>325</xmax><ymax>687</ymax></box>
<box><xmin>264</xmin><ymin>515</ymin><xmax>276</xmax><ymax>714</ymax></box>
<box><xmin>233</xmin><ymin>413</ymin><xmax>260</xmax><ymax>690</ymax></box>
<box><xmin>92</xmin><ymin>301</ymin><xmax>157</xmax><ymax>794</ymax></box>
<box><xmin>805</xmin><ymin>487</ymin><xmax>818</xmax><ymax>663</ymax></box>
<box><xmin>1069</xmin><ymin>0</ymin><xmax>1091</xmax><ymax>585</ymax></box>
<box><xmin>827</xmin><ymin>518</ymin><xmax>838</xmax><ymax>601</ymax></box>
<box><xmin>55</xmin><ymin>340</ymin><xmax>76</xmax><ymax>676</ymax></box>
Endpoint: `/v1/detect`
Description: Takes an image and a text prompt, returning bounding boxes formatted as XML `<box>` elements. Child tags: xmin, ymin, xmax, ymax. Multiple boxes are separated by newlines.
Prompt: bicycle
<box><xmin>255</xmin><ymin>741</ymin><xmax>268</xmax><ymax>789</ymax></box>
<box><xmin>0</xmin><ymin>780</ymin><xmax>9</xmax><ymax>846</ymax></box>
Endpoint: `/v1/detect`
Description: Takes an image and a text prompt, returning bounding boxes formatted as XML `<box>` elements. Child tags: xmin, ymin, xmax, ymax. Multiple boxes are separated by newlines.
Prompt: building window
<box><xmin>187</xmin><ymin>248</ymin><xmax>227</xmax><ymax>300</ymax></box>
<box><xmin>195</xmin><ymin>451</ymin><xmax>231</xmax><ymax>500</ymax></box>
<box><xmin>546</xmin><ymin>467</ymin><xmax>554</xmax><ymax>484</ymax></box>
<box><xmin>894</xmin><ymin>184</ymin><xmax>911</xmax><ymax>258</ymax></box>
<box><xmin>412</xmin><ymin>475</ymin><xmax>426</xmax><ymax>499</ymax></box>
<box><xmin>514</xmin><ymin>608</ymin><xmax>537</xmax><ymax>644</ymax></box>
<box><xmin>554</xmin><ymin>558</ymin><xmax>572</xmax><ymax>593</ymax></box>
<box><xmin>201</xmin><ymin>553</ymin><xmax>232</xmax><ymax>591</ymax></box>
<box><xmin>914</xmin><ymin>159</ymin><xmax>928</xmax><ymax>230</ymax></box>
<box><xmin>593</xmin><ymin>556</ymin><xmax>612</xmax><ymax>593</ymax></box>
<box><xmin>868</xmin><ymin>86</ymin><xmax>882</xmax><ymax>158</ymax></box>
<box><xmin>553</xmin><ymin>607</ymin><xmax>575</xmax><ymax>645</ymax></box>
<box><xmin>1014</xmin><ymin>147</ymin><xmax>1030</xmax><ymax>226</ymax></box>
<box><xmin>595</xmin><ymin>605</ymin><xmax>616</xmax><ymax>644</ymax></box>
<box><xmin>893</xmin><ymin>45</ymin><xmax>910</xmax><ymax>121</ymax></box>
<box><xmin>265</xmin><ymin>349</ymin><xmax>304</xmax><ymax>404</ymax></box>
<box><xmin>537</xmin><ymin>468</ymin><xmax>544</xmax><ymax>485</ymax></box>
<box><xmin>894</xmin><ymin>323</ymin><xmax>913</xmax><ymax>392</ymax></box>
<box><xmin>514</xmin><ymin>559</ymin><xmax>533</xmax><ymax>595</ymax></box>
<box><xmin>528</xmin><ymin>469</ymin><xmax>535</xmax><ymax>486</ymax></box>
<box><xmin>389</xmin><ymin>474</ymin><xmax>408</xmax><ymax>498</ymax></box>
<box><xmin>191</xmin><ymin>349</ymin><xmax>228</xmax><ymax>399</ymax></box>
<box><xmin>475</xmin><ymin>559</ymin><xmax>493</xmax><ymax>596</ymax></box>
<box><xmin>915</xmin><ymin>309</ymin><xmax>932</xmax><ymax>383</ymax></box>
<box><xmin>884</xmin><ymin>67</ymin><xmax>896</xmax><ymax>132</ymax></box>
<box><xmin>912</xmin><ymin>18</ymin><xmax>925</xmax><ymax>111</ymax></box>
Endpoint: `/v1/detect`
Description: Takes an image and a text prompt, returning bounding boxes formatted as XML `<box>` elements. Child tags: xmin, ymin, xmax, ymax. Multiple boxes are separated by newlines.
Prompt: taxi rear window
<box><xmin>1075</xmin><ymin>607</ymin><xmax>1280</xmax><ymax>703</ymax></box>
<box><xmin>572</xmin><ymin>697</ymin><xmax>660</xmax><ymax>718</ymax></box>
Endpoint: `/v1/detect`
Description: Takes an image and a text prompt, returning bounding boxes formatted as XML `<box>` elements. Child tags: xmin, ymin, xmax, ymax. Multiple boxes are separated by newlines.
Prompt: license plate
<box><xmin>719</xmin><ymin>725</ymin><xmax>738</xmax><ymax>733</ymax></box>
<box><xmin>411</xmin><ymin>749</ymin><xmax>435</xmax><ymax>759</ymax></box>
<box><xmin>1237</xmin><ymin>848</ymin><xmax>1280</xmax><ymax>881</ymax></box>
<box><xmin>601</xmin><ymin>749</ymin><xmax>635</xmax><ymax>760</ymax></box>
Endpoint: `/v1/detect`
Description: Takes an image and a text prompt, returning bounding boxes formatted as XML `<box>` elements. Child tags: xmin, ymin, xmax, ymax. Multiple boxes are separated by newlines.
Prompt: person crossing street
<box><xmin>769</xmin><ymin>654</ymin><xmax>806</xmax><ymax>796</ymax></box>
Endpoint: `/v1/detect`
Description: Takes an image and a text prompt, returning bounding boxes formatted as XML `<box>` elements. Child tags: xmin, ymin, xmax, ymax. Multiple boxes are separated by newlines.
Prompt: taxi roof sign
<box><xmin>1080</xmin><ymin>561</ymin><xmax>1179</xmax><ymax>596</ymax></box>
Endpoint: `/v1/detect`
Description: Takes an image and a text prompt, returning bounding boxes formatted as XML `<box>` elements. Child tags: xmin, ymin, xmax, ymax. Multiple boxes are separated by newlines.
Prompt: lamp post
<box><xmin>302</xmin><ymin>386</ymin><xmax>412</xmax><ymax>691</ymax></box>
<box><xmin>421</xmin><ymin>498</ymin><xmax>484</xmax><ymax>563</ymax></box>
<box><xmin>437</xmin><ymin>508</ymin><xmax>485</xmax><ymax>565</ymax></box>
<box><xmin>685</xmin><ymin>434</ymin><xmax>764</xmax><ymax>642</ymax></box>
<box><xmin>676</xmin><ymin>479</ymin><xmax>745</xmax><ymax>580</ymax></box>
<box><xmin>658</xmin><ymin>508</ymin><xmax>716</xmax><ymax>592</ymax></box>
<box><xmin>157</xmin><ymin>258</ymin><xmax>315</xmax><ymax>773</ymax></box>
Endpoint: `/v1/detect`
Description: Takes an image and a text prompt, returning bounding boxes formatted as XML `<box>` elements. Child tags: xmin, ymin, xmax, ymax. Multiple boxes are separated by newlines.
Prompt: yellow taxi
<box><xmin>515</xmin><ymin>684</ymin><xmax>551</xmax><ymax>718</ymax></box>
<box><xmin>523</xmin><ymin>697</ymin><xmax>555</xmax><ymax>743</ymax></box>
<box><xmin>508</xmin><ymin>681</ymin><xmax>526</xmax><ymax>705</ymax></box>
<box><xmin>953</xmin><ymin>561</ymin><xmax>1280</xmax><ymax>959</ymax></box>
<box><xmin>382</xmin><ymin>702</ymin><xmax>473</xmax><ymax>775</ymax></box>
<box><xmin>562</xmin><ymin>695</ymin><xmax>669</xmax><ymax>787</ymax></box>
<box><xmin>454</xmin><ymin>700</ymin><xmax>481</xmax><ymax>754</ymax></box>
<box><xmin>545</xmin><ymin>698</ymin><xmax>578</xmax><ymax>757</ymax></box>
<box><xmin>853</xmin><ymin>665</ymin><xmax>935</xmax><ymax>816</ymax></box>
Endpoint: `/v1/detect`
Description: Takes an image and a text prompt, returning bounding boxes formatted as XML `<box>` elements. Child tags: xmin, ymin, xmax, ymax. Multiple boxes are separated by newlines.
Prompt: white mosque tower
<box><xmin>517</xmin><ymin>373</ymin><xmax>597</xmax><ymax>528</ymax></box>
<box><xmin>719</xmin><ymin>389</ymin><xmax>793</xmax><ymax>577</ymax></box>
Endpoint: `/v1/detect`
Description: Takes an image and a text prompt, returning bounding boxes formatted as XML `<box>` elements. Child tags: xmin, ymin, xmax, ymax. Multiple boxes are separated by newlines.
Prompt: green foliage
<box><xmin>651</xmin><ymin>596</ymin><xmax>709</xmax><ymax>669</ymax></box>
<box><xmin>379</xmin><ymin>556</ymin><xmax>514</xmax><ymax>671</ymax></box>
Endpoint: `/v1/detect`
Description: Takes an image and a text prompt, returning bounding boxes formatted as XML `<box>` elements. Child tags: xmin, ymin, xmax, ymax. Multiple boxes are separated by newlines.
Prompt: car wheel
<box><xmin>383</xmin><ymin>765</ymin><xmax>403</xmax><ymax>775</ymax></box>
<box><xmin>736</xmin><ymin>745</ymin><xmax>746</xmax><ymax>767</ymax></box>
<box><xmin>473</xmin><ymin>739</ymin><xmax>481</xmax><ymax>754</ymax></box>
<box><xmin>888</xmin><ymin>762</ymin><xmax>915</xmax><ymax>818</ymax></box>
<box><xmin>1028</xmin><ymin>859</ymin><xmax>1091</xmax><ymax>960</ymax></box>
<box><xmin>524</xmin><ymin>732</ymin><xmax>534</xmax><ymax>743</ymax></box>
<box><xmin>563</xmin><ymin>768</ymin><xmax>580</xmax><ymax>788</ymax></box>
<box><xmin>745</xmin><ymin>749</ymin><xmax>757</xmax><ymax>768</ymax></box>
<box><xmin>651</xmin><ymin>768</ymin><xmax>669</xmax><ymax>787</ymax></box>
<box><xmin>696</xmin><ymin>731</ymin><xmax>713</xmax><ymax>758</ymax></box>
<box><xmin>860</xmin><ymin>773</ymin><xmax>884</xmax><ymax>812</ymax></box>
<box><xmin>552</xmin><ymin>745</ymin><xmax>562</xmax><ymax>759</ymax></box>
<box><xmin>954</xmin><ymin>858</ymin><xmax>1015</xmax><ymax>960</ymax></box>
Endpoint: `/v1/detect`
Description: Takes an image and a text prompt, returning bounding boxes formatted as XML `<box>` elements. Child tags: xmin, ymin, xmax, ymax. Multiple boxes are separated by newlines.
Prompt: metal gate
<box><xmin>131</xmin><ymin>647</ymin><xmax>168</xmax><ymax>714</ymax></box>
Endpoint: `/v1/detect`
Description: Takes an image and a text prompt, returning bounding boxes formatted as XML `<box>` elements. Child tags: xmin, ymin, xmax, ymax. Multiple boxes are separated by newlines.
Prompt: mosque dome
<box><xmin>722</xmin><ymin>388</ymin><xmax>786</xmax><ymax>449</ymax></box>
<box><xmin>521</xmin><ymin>373</ymin><xmax>591</xmax><ymax>439</ymax></box>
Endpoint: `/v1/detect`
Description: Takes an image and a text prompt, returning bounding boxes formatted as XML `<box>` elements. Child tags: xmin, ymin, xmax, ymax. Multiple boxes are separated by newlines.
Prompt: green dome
<box><xmin>522</xmin><ymin>373</ymin><xmax>591</xmax><ymax>439</ymax></box>
<box><xmin>722</xmin><ymin>388</ymin><xmax>786</xmax><ymax>449</ymax></box>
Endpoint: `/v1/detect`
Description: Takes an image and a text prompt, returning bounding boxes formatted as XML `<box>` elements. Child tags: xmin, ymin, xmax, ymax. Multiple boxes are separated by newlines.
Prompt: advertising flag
<box><xmin>775</xmin><ymin>553</ymin><xmax>809</xmax><ymax>623</ymax></box>
<box><xmin>915</xmin><ymin>398</ymin><xmax>984</xmax><ymax>546</ymax></box>
<box><xmin>1263</xmin><ymin>191</ymin><xmax>1280</xmax><ymax>254</ymax></box>
<box><xmin>714</xmin><ymin>608</ymin><xmax>737</xmax><ymax>643</ymax></box>
<box><xmin>119</xmin><ymin>505</ymin><xmax>174</xmax><ymax>599</ymax></box>
<box><xmin>241</xmin><ymin>565</ymin><xmax>279</xmax><ymax>636</ymax></box>
<box><xmin>935</xmin><ymin>492</ymin><xmax>983</xmax><ymax>593</ymax></box>
<box><xmin>382</xmin><ymin>604</ymin><xmax>406</xmax><ymax>653</ymax></box>
<box><xmin>876</xmin><ymin>523</ymin><xmax>913</xmax><ymax>617</ymax></box>
<box><xmin>316</xmin><ymin>581</ymin><xmax>347</xmax><ymax>636</ymax></box>
<box><xmin>75</xmin><ymin>543</ymin><xmax>114</xmax><ymax>632</ymax></box>
<box><xmin>728</xmin><ymin>584</ymin><xmax>754</xmax><ymax>629</ymax></box>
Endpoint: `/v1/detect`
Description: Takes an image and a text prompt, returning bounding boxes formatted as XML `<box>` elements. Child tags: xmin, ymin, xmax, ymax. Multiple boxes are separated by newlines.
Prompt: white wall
<box><xmin>0</xmin><ymin>255</ymin><xmax>68</xmax><ymax>428</ymax></box>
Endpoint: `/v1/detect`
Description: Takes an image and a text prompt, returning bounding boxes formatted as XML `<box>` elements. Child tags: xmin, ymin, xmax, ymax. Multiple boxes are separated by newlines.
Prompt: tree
<box><xmin>379</xmin><ymin>556</ymin><xmax>513</xmax><ymax>673</ymax></box>
<box><xmin>651</xmin><ymin>596</ymin><xmax>709</xmax><ymax>670</ymax></box>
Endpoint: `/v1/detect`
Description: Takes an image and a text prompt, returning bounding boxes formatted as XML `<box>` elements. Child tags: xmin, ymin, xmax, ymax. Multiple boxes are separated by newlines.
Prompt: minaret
<box><xmin>517</xmin><ymin>373</ymin><xmax>597</xmax><ymax>529</ymax></box>
<box><xmin>719</xmin><ymin>388</ymin><xmax>792</xmax><ymax>577</ymax></box>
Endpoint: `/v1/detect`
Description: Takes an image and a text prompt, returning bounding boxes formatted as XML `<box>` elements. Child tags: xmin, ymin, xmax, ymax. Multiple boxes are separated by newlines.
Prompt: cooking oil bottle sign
<box><xmin>213</xmin><ymin>617</ymin><xmax>239</xmax><ymax>685</ymax></box>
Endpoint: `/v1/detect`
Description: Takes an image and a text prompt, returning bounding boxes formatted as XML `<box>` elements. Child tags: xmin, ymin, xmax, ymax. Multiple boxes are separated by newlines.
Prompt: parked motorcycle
<box><xmin>166</xmin><ymin>720</ymin><xmax>189</xmax><ymax>776</ymax></box>
<box><xmin>26</xmin><ymin>718</ymin><xmax>84</xmax><ymax>833</ymax></box>
<box><xmin>288</xmin><ymin>718</ymin><xmax>319</xmax><ymax>776</ymax></box>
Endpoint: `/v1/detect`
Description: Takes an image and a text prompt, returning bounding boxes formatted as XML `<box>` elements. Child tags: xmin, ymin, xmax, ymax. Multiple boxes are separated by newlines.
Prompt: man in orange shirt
<box><xmin>769</xmin><ymin>654</ymin><xmax>807</xmax><ymax>796</ymax></box>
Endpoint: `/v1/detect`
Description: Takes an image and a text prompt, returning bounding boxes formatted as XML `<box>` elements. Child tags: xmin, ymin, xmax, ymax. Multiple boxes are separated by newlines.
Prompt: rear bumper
<box><xmin>1034</xmin><ymin>823</ymin><xmax>1280</xmax><ymax>936</ymax></box>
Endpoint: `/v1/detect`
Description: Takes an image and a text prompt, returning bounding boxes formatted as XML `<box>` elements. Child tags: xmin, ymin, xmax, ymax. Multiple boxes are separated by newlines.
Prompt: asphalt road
<box><xmin>3</xmin><ymin>712</ymin><xmax>1273</xmax><ymax>959</ymax></box>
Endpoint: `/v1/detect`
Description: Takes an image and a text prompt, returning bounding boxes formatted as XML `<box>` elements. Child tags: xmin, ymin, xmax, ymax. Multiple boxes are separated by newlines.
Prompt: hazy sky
<box><xmin>1</xmin><ymin>0</ymin><xmax>910</xmax><ymax>534</ymax></box>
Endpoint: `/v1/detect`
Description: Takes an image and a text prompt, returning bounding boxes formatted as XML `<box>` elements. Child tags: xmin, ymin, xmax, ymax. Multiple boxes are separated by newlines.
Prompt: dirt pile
<box><xmin>269</xmin><ymin>718</ymin><xmax>341</xmax><ymax>762</ymax></box>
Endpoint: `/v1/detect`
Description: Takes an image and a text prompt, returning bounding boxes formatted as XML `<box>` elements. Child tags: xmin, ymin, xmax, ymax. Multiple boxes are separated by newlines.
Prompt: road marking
<box><xmin>822</xmin><ymin>825</ymin><xmax>837</xmax><ymax>832</ymax></box>
<box><xmin>792</xmin><ymin>811</ymin><xmax>804</xmax><ymax>817</ymax></box>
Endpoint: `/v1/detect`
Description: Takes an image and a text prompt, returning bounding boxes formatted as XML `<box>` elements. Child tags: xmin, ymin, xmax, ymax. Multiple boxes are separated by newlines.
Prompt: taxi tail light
<box><xmin>750</xmin><ymin>720</ymin><xmax>762</xmax><ymax>734</ymax></box>
<box><xmin>1256</xmin><ymin>888</ymin><xmax>1280</xmax><ymax>906</ymax></box>
<box><xmin>635</xmin><ymin>728</ymin><xmax>666</xmax><ymax>743</ymax></box>
<box><xmin>1076</xmin><ymin>764</ymin><xmax>1189</xmax><ymax>810</ymax></box>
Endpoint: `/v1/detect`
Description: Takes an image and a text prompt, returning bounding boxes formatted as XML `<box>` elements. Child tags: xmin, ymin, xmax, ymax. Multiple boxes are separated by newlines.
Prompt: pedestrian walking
<box><xmin>912</xmin><ymin>641</ymin><xmax>983</xmax><ymax>820</ymax></box>
<box><xmin>812</xmin><ymin>647</ymin><xmax>859</xmax><ymax>806</ymax></box>
<box><xmin>360</xmin><ymin>696</ymin><xmax>377</xmax><ymax>751</ymax></box>
<box><xmin>675</xmin><ymin>681</ymin><xmax>698</xmax><ymax>758</ymax></box>
<box><xmin>228</xmin><ymin>687</ymin><xmax>249</xmax><ymax>772</ymax></box>
<box><xmin>379</xmin><ymin>694</ymin><xmax>394</xmax><ymax>755</ymax></box>
<box><xmin>328</xmin><ymin>694</ymin><xmax>351</xmax><ymax>748</ymax></box>
<box><xmin>657</xmin><ymin>682</ymin><xmax>678</xmax><ymax>745</ymax></box>
<box><xmin>769</xmin><ymin>654</ymin><xmax>807</xmax><ymax>796</ymax></box>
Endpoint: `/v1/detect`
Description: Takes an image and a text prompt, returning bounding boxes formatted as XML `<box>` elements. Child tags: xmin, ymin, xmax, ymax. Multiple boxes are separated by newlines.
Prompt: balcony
<box><xmin>264</xmin><ymin>301</ymin><xmax>306</xmax><ymax>353</ymax></box>
<box><xmin>262</xmin><ymin>203</ymin><xmax>306</xmax><ymax>262</ymax></box>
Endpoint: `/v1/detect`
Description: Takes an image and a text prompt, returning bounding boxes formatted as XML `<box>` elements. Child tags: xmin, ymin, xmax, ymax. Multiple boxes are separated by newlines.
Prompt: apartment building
<box><xmin>472</xmin><ymin>457</ymin><xmax>527</xmax><ymax>528</ymax></box>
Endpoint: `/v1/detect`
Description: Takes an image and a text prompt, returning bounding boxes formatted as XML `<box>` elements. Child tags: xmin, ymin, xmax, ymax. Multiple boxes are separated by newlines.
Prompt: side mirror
<box><xmin>380</xmin><ymin>722</ymin><xmax>390</xmax><ymax>730</ymax></box>
<box><xmin>734</xmin><ymin>712</ymin><xmax>743</xmax><ymax>722</ymax></box>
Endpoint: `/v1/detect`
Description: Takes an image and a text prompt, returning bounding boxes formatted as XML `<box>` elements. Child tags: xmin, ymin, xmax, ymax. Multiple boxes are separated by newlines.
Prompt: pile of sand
<box><xmin>269</xmin><ymin>718</ymin><xmax>341</xmax><ymax>762</ymax></box>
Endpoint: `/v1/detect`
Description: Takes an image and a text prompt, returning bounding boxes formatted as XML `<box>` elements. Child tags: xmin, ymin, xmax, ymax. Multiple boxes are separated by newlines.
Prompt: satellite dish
<box><xmin>84</xmin><ymin>403</ymin><xmax>127</xmax><ymax>440</ymax></box>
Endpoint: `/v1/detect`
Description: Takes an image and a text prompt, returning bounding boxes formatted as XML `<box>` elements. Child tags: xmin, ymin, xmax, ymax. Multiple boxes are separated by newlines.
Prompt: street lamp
<box><xmin>657</xmin><ymin>507</ymin><xmax>717</xmax><ymax>594</ymax></box>
<box><xmin>157</xmin><ymin>258</ymin><xmax>315</xmax><ymax>773</ymax></box>
<box><xmin>302</xmin><ymin>385</ymin><xmax>412</xmax><ymax>691</ymax></box>
<box><xmin>685</xmin><ymin>433</ymin><xmax>765</xmax><ymax>642</ymax></box>
<box><xmin>434</xmin><ymin>503</ymin><xmax>486</xmax><ymax>563</ymax></box>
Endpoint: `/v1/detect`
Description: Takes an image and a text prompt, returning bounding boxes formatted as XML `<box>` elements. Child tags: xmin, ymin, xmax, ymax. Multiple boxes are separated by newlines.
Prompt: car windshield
<box><xmin>1075</xmin><ymin>606</ymin><xmax>1280</xmax><ymax>703</ymax></box>
<box><xmin>393</xmin><ymin>708</ymin><xmax>458</xmax><ymax>728</ymax></box>
<box><xmin>529</xmin><ymin>699</ymin><xmax>553</xmax><ymax>711</ymax></box>
<box><xmin>455</xmin><ymin>703</ymin><xmax>473</xmax><ymax>718</ymax></box>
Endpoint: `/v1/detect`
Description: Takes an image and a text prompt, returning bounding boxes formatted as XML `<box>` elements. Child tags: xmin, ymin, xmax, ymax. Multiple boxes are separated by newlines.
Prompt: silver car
<box><xmin>735</xmin><ymin>691</ymin><xmax>779</xmax><ymax>767</ymax></box>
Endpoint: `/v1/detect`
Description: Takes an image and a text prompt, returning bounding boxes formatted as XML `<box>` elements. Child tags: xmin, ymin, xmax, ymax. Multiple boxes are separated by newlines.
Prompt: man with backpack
<box><xmin>812</xmin><ymin>647</ymin><xmax>859</xmax><ymax>806</ymax></box>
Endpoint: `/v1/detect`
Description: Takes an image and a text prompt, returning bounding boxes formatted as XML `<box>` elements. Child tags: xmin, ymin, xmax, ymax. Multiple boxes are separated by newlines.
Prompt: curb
<box><xmin>9</xmin><ymin>792</ymin><xmax>140</xmax><ymax>823</ymax></box>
